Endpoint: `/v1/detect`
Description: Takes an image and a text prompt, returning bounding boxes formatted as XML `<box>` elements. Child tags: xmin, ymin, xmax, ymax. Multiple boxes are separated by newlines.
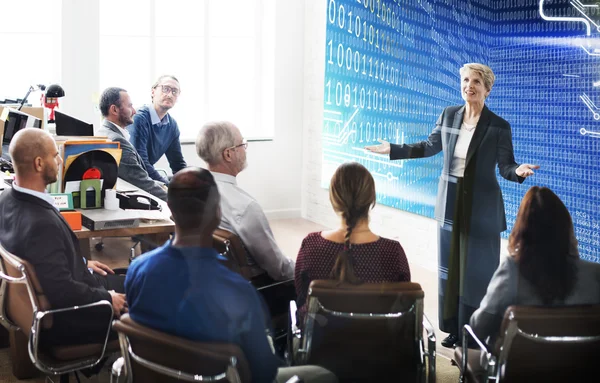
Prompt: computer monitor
<box><xmin>1</xmin><ymin>108</ymin><xmax>42</xmax><ymax>146</ymax></box>
<box><xmin>55</xmin><ymin>109</ymin><xmax>94</xmax><ymax>136</ymax></box>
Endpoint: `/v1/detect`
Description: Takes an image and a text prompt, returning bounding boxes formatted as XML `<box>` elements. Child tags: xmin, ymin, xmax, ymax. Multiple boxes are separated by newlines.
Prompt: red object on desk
<box><xmin>61</xmin><ymin>211</ymin><xmax>82</xmax><ymax>230</ymax></box>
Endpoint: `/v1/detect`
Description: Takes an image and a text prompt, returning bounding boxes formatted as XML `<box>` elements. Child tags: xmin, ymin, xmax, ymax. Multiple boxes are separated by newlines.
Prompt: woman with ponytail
<box><xmin>294</xmin><ymin>162</ymin><xmax>411</xmax><ymax>320</ymax></box>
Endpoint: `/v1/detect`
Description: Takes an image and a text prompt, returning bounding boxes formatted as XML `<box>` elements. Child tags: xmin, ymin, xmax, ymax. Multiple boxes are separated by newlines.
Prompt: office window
<box><xmin>100</xmin><ymin>0</ymin><xmax>275</xmax><ymax>141</ymax></box>
<box><xmin>0</xmin><ymin>1</ymin><xmax>62</xmax><ymax>103</ymax></box>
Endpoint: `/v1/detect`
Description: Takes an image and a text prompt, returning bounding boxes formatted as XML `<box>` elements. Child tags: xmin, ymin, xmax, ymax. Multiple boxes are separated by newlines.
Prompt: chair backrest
<box><xmin>212</xmin><ymin>228</ymin><xmax>267</xmax><ymax>282</ymax></box>
<box><xmin>0</xmin><ymin>242</ymin><xmax>52</xmax><ymax>334</ymax></box>
<box><xmin>302</xmin><ymin>280</ymin><xmax>425</xmax><ymax>381</ymax></box>
<box><xmin>494</xmin><ymin>305</ymin><xmax>600</xmax><ymax>382</ymax></box>
<box><xmin>113</xmin><ymin>314</ymin><xmax>252</xmax><ymax>383</ymax></box>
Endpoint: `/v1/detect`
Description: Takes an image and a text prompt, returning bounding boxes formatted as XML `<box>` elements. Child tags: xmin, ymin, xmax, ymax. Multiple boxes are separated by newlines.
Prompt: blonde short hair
<box><xmin>460</xmin><ymin>63</ymin><xmax>495</xmax><ymax>91</ymax></box>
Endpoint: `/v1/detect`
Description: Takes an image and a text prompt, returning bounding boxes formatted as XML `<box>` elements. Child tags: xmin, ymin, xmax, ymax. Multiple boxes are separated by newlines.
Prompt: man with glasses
<box><xmin>196</xmin><ymin>121</ymin><xmax>295</xmax><ymax>281</ymax></box>
<box><xmin>128</xmin><ymin>75</ymin><xmax>187</xmax><ymax>185</ymax></box>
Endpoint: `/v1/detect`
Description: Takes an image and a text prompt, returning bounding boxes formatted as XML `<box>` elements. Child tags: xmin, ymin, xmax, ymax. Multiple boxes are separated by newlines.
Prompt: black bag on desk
<box><xmin>116</xmin><ymin>192</ymin><xmax>161</xmax><ymax>211</ymax></box>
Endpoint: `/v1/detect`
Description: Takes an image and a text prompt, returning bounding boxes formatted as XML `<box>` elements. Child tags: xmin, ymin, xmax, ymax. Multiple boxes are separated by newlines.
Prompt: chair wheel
<box><xmin>95</xmin><ymin>242</ymin><xmax>104</xmax><ymax>251</ymax></box>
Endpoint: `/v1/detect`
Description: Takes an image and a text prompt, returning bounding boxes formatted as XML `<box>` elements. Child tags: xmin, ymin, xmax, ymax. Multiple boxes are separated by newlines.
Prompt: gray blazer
<box><xmin>97</xmin><ymin>120</ymin><xmax>167</xmax><ymax>201</ymax></box>
<box><xmin>390</xmin><ymin>105</ymin><xmax>524</xmax><ymax>236</ymax></box>
<box><xmin>470</xmin><ymin>256</ymin><xmax>600</xmax><ymax>344</ymax></box>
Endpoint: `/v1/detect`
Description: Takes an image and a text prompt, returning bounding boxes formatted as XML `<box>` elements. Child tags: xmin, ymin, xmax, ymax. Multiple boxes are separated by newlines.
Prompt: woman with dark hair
<box><xmin>294</xmin><ymin>162</ymin><xmax>411</xmax><ymax>319</ymax></box>
<box><xmin>470</xmin><ymin>187</ymin><xmax>600</xmax><ymax>345</ymax></box>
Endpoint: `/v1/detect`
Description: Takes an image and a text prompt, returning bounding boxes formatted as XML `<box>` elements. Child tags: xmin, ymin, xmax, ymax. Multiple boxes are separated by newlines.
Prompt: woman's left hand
<box><xmin>516</xmin><ymin>164</ymin><xmax>540</xmax><ymax>178</ymax></box>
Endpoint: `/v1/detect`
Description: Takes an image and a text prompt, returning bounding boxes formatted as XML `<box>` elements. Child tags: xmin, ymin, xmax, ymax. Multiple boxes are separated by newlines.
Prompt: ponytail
<box><xmin>330</xmin><ymin>215</ymin><xmax>359</xmax><ymax>283</ymax></box>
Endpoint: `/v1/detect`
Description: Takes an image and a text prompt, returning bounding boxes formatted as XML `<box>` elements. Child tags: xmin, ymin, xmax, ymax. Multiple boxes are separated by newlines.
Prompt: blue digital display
<box><xmin>322</xmin><ymin>0</ymin><xmax>600</xmax><ymax>263</ymax></box>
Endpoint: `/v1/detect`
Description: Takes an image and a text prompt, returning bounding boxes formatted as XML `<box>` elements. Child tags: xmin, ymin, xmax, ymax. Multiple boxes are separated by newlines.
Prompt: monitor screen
<box><xmin>55</xmin><ymin>109</ymin><xmax>94</xmax><ymax>136</ymax></box>
<box><xmin>2</xmin><ymin>109</ymin><xmax>42</xmax><ymax>146</ymax></box>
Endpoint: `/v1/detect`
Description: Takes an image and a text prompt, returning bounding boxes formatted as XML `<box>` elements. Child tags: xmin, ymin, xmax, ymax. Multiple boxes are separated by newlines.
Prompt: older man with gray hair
<box><xmin>196</xmin><ymin>121</ymin><xmax>294</xmax><ymax>281</ymax></box>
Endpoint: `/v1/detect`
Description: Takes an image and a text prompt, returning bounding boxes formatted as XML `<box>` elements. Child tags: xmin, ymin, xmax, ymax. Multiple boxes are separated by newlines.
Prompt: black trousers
<box><xmin>42</xmin><ymin>273</ymin><xmax>126</xmax><ymax>347</ymax></box>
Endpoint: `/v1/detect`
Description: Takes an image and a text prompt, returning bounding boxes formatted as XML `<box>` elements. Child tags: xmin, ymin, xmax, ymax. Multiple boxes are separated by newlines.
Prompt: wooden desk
<box><xmin>0</xmin><ymin>175</ymin><xmax>174</xmax><ymax>259</ymax></box>
<box><xmin>75</xmin><ymin>178</ymin><xmax>174</xmax><ymax>259</ymax></box>
<box><xmin>76</xmin><ymin>221</ymin><xmax>174</xmax><ymax>260</ymax></box>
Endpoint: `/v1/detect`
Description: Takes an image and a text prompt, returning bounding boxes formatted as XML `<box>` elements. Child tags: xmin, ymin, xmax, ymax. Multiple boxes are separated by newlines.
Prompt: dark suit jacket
<box><xmin>0</xmin><ymin>188</ymin><xmax>114</xmax><ymax>344</ymax></box>
<box><xmin>390</xmin><ymin>105</ymin><xmax>524</xmax><ymax>236</ymax></box>
<box><xmin>97</xmin><ymin>120</ymin><xmax>167</xmax><ymax>201</ymax></box>
<box><xmin>0</xmin><ymin>188</ymin><xmax>111</xmax><ymax>308</ymax></box>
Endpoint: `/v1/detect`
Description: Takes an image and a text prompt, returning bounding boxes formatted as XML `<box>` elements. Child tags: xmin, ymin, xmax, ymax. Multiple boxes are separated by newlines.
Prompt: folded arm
<box><xmin>164</xmin><ymin>125</ymin><xmax>187</xmax><ymax>175</ymax></box>
<box><xmin>116</xmin><ymin>138</ymin><xmax>167</xmax><ymax>201</ymax></box>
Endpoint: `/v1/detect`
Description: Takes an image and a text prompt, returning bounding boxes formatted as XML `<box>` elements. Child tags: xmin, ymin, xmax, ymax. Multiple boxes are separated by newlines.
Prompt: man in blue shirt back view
<box><xmin>125</xmin><ymin>167</ymin><xmax>336</xmax><ymax>383</ymax></box>
<box><xmin>128</xmin><ymin>75</ymin><xmax>187</xmax><ymax>185</ymax></box>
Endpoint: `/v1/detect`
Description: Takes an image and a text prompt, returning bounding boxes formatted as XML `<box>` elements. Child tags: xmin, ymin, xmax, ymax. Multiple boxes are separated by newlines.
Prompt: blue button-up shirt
<box><xmin>127</xmin><ymin>105</ymin><xmax>187</xmax><ymax>184</ymax></box>
<box><xmin>125</xmin><ymin>240</ymin><xmax>281</xmax><ymax>383</ymax></box>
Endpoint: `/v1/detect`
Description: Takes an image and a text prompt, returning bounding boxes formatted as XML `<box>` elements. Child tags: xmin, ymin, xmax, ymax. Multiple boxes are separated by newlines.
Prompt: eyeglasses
<box><xmin>157</xmin><ymin>85</ymin><xmax>180</xmax><ymax>96</ymax></box>
<box><xmin>226</xmin><ymin>139</ymin><xmax>248</xmax><ymax>151</ymax></box>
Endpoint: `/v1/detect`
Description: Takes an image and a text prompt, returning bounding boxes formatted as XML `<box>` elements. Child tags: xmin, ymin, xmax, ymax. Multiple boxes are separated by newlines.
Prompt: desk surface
<box><xmin>74</xmin><ymin>178</ymin><xmax>173</xmax><ymax>238</ymax></box>
<box><xmin>0</xmin><ymin>174</ymin><xmax>174</xmax><ymax>239</ymax></box>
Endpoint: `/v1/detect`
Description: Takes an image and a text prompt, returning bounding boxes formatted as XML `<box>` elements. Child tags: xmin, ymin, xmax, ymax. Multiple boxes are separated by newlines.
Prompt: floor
<box><xmin>0</xmin><ymin>218</ymin><xmax>459</xmax><ymax>382</ymax></box>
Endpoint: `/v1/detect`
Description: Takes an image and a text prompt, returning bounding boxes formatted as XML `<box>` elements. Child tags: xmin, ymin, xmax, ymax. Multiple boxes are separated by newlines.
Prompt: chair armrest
<box><xmin>461</xmin><ymin>324</ymin><xmax>495</xmax><ymax>382</ymax></box>
<box><xmin>287</xmin><ymin>300</ymin><xmax>301</xmax><ymax>365</ymax></box>
<box><xmin>289</xmin><ymin>300</ymin><xmax>299</xmax><ymax>337</ymax></box>
<box><xmin>423</xmin><ymin>314</ymin><xmax>436</xmax><ymax>383</ymax></box>
<box><xmin>30</xmin><ymin>300</ymin><xmax>114</xmax><ymax>375</ymax></box>
<box><xmin>111</xmin><ymin>356</ymin><xmax>125</xmax><ymax>382</ymax></box>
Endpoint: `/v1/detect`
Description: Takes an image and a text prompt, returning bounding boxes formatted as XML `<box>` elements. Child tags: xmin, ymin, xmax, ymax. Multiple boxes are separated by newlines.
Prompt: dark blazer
<box><xmin>0</xmin><ymin>188</ymin><xmax>115</xmax><ymax>345</ymax></box>
<box><xmin>97</xmin><ymin>120</ymin><xmax>167</xmax><ymax>201</ymax></box>
<box><xmin>0</xmin><ymin>188</ymin><xmax>111</xmax><ymax>308</ymax></box>
<box><xmin>390</xmin><ymin>105</ymin><xmax>524</xmax><ymax>236</ymax></box>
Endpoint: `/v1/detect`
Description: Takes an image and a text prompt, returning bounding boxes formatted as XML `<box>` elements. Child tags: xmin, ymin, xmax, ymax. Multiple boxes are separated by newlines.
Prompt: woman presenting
<box><xmin>365</xmin><ymin>63</ymin><xmax>539</xmax><ymax>348</ymax></box>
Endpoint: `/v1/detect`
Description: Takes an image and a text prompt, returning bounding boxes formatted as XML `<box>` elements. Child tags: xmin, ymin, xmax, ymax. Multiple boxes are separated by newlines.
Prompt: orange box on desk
<box><xmin>61</xmin><ymin>211</ymin><xmax>82</xmax><ymax>231</ymax></box>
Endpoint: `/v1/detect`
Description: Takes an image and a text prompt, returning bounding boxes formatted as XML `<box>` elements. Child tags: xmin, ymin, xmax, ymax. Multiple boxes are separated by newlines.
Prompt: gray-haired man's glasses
<box><xmin>226</xmin><ymin>139</ymin><xmax>248</xmax><ymax>151</ymax></box>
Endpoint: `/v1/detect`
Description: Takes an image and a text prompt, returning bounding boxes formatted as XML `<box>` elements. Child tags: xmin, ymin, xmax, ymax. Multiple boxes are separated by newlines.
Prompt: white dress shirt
<box><xmin>449</xmin><ymin>122</ymin><xmax>476</xmax><ymax>177</ymax></box>
<box><xmin>13</xmin><ymin>182</ymin><xmax>58</xmax><ymax>210</ymax></box>
<box><xmin>211</xmin><ymin>171</ymin><xmax>295</xmax><ymax>280</ymax></box>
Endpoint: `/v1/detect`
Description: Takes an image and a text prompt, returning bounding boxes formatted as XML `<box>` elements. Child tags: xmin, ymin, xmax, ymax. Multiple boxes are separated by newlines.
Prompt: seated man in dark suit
<box><xmin>0</xmin><ymin>128</ymin><xmax>127</xmax><ymax>346</ymax></box>
<box><xmin>125</xmin><ymin>168</ymin><xmax>336</xmax><ymax>383</ymax></box>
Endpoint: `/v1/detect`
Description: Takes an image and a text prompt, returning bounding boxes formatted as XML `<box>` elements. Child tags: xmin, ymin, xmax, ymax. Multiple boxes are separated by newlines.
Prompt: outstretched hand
<box><xmin>516</xmin><ymin>164</ymin><xmax>540</xmax><ymax>178</ymax></box>
<box><xmin>364</xmin><ymin>139</ymin><xmax>391</xmax><ymax>155</ymax></box>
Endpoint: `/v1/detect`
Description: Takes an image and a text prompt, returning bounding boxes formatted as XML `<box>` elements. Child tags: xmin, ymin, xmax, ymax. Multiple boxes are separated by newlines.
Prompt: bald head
<box><xmin>9</xmin><ymin>128</ymin><xmax>59</xmax><ymax>182</ymax></box>
<box><xmin>168</xmin><ymin>167</ymin><xmax>221</xmax><ymax>232</ymax></box>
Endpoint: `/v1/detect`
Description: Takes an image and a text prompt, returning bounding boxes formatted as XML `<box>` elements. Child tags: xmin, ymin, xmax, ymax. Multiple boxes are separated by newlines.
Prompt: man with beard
<box><xmin>98</xmin><ymin>87</ymin><xmax>167</xmax><ymax>200</ymax></box>
<box><xmin>128</xmin><ymin>75</ymin><xmax>186</xmax><ymax>185</ymax></box>
<box><xmin>0</xmin><ymin>128</ymin><xmax>127</xmax><ymax>346</ymax></box>
<box><xmin>196</xmin><ymin>121</ymin><xmax>294</xmax><ymax>281</ymax></box>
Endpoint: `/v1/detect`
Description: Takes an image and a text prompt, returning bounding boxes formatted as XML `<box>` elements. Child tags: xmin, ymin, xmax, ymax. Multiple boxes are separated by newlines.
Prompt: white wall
<box><xmin>301</xmin><ymin>0</ymin><xmax>508</xmax><ymax>271</ymax></box>
<box><xmin>61</xmin><ymin>0</ymin><xmax>100</xmax><ymax>126</ymax></box>
<box><xmin>155</xmin><ymin>0</ymin><xmax>306</xmax><ymax>218</ymax></box>
<box><xmin>58</xmin><ymin>1</ymin><xmax>306</xmax><ymax>217</ymax></box>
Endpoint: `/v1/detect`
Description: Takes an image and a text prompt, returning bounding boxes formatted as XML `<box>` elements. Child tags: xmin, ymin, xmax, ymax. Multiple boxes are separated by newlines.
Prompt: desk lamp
<box><xmin>42</xmin><ymin>84</ymin><xmax>66</xmax><ymax>122</ymax></box>
<box><xmin>17</xmin><ymin>84</ymin><xmax>46</xmax><ymax>110</ymax></box>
